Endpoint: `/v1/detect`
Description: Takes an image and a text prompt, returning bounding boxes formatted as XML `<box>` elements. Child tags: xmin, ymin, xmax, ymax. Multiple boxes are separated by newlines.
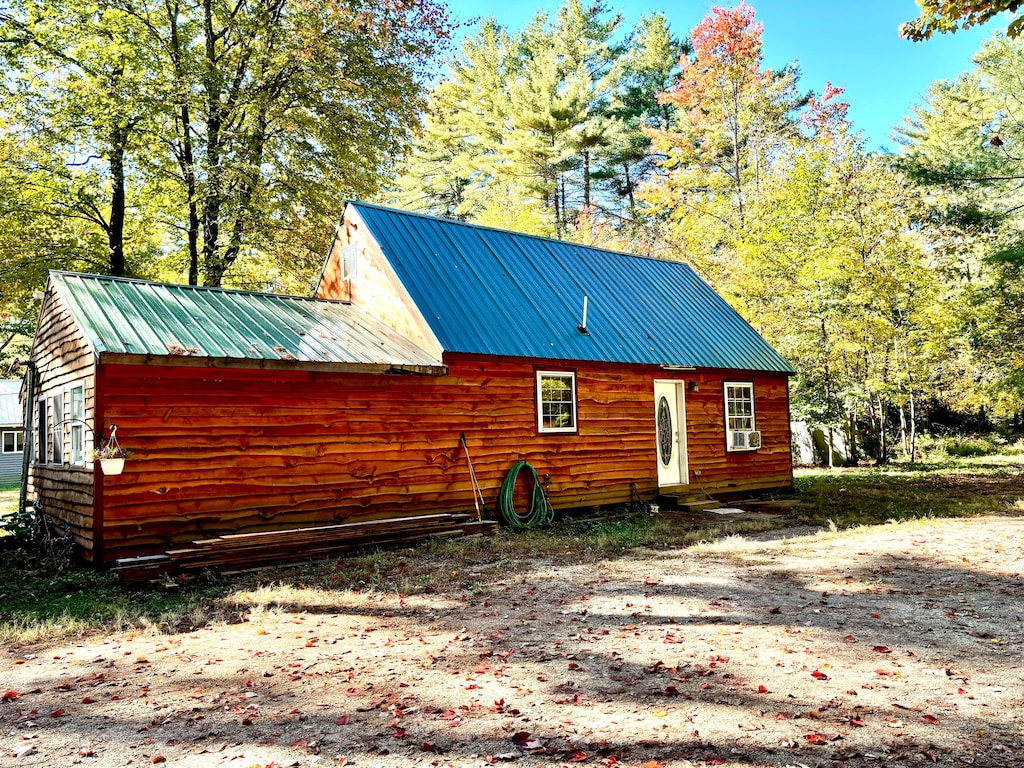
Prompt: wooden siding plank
<box><xmin>93</xmin><ymin>357</ymin><xmax>791</xmax><ymax>562</ymax></box>
<box><xmin>27</xmin><ymin>289</ymin><xmax>97</xmax><ymax>559</ymax></box>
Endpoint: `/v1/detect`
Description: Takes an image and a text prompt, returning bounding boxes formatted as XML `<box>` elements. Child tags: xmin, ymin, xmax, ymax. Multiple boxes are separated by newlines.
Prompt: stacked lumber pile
<box><xmin>113</xmin><ymin>513</ymin><xmax>497</xmax><ymax>580</ymax></box>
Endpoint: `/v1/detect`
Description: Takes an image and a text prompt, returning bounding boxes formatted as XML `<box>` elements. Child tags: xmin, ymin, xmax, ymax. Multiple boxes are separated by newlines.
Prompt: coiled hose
<box><xmin>499</xmin><ymin>461</ymin><xmax>555</xmax><ymax>527</ymax></box>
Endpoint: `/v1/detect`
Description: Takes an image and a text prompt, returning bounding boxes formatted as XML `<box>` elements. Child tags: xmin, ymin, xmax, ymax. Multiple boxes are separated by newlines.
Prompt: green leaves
<box><xmin>0</xmin><ymin>0</ymin><xmax>453</xmax><ymax>293</ymax></box>
<box><xmin>391</xmin><ymin>1</ymin><xmax>675</xmax><ymax>239</ymax></box>
<box><xmin>901</xmin><ymin>1</ymin><xmax>1024</xmax><ymax>41</ymax></box>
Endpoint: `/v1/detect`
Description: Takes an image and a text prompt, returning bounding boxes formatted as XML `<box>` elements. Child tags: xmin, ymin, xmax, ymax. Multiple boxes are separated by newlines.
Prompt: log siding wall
<box><xmin>27</xmin><ymin>291</ymin><xmax>97</xmax><ymax>558</ymax></box>
<box><xmin>93</xmin><ymin>354</ymin><xmax>791</xmax><ymax>562</ymax></box>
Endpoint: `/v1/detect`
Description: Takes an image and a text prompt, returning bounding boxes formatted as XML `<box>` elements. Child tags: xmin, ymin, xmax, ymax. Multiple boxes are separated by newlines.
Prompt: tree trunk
<box><xmin>553</xmin><ymin>179</ymin><xmax>562</xmax><ymax>240</ymax></box>
<box><xmin>624</xmin><ymin>162</ymin><xmax>635</xmax><ymax>220</ymax></box>
<box><xmin>847</xmin><ymin>409</ymin><xmax>857</xmax><ymax>464</ymax></box>
<box><xmin>201</xmin><ymin>0</ymin><xmax>225</xmax><ymax>287</ymax></box>
<box><xmin>908</xmin><ymin>391</ymin><xmax>918</xmax><ymax>463</ymax></box>
<box><xmin>899</xmin><ymin>404</ymin><xmax>909</xmax><ymax>458</ymax></box>
<box><xmin>108</xmin><ymin>124</ymin><xmax>127</xmax><ymax>277</ymax></box>
<box><xmin>165</xmin><ymin>2</ymin><xmax>201</xmax><ymax>285</ymax></box>
<box><xmin>582</xmin><ymin>148</ymin><xmax>591</xmax><ymax>209</ymax></box>
<box><xmin>827</xmin><ymin>427</ymin><xmax>835</xmax><ymax>470</ymax></box>
<box><xmin>876</xmin><ymin>396</ymin><xmax>889</xmax><ymax>464</ymax></box>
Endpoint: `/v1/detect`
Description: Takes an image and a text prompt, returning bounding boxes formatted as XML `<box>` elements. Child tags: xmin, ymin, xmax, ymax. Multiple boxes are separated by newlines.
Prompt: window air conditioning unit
<box><xmin>745</xmin><ymin>430</ymin><xmax>762</xmax><ymax>449</ymax></box>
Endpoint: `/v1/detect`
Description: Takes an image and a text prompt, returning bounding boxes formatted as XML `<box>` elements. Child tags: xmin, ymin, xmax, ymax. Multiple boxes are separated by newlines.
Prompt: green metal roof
<box><xmin>49</xmin><ymin>271</ymin><xmax>445</xmax><ymax>371</ymax></box>
<box><xmin>348</xmin><ymin>203</ymin><xmax>794</xmax><ymax>373</ymax></box>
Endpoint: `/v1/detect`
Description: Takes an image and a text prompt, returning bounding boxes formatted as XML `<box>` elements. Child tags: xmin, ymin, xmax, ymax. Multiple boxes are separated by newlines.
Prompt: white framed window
<box><xmin>724</xmin><ymin>381</ymin><xmax>757</xmax><ymax>451</ymax></box>
<box><xmin>2</xmin><ymin>430</ymin><xmax>23</xmax><ymax>453</ymax></box>
<box><xmin>340</xmin><ymin>244</ymin><xmax>359</xmax><ymax>281</ymax></box>
<box><xmin>36</xmin><ymin>399</ymin><xmax>47</xmax><ymax>463</ymax></box>
<box><xmin>50</xmin><ymin>392</ymin><xmax>64</xmax><ymax>464</ymax></box>
<box><xmin>537</xmin><ymin>371</ymin><xmax>577</xmax><ymax>433</ymax></box>
<box><xmin>69</xmin><ymin>384</ymin><xmax>85</xmax><ymax>465</ymax></box>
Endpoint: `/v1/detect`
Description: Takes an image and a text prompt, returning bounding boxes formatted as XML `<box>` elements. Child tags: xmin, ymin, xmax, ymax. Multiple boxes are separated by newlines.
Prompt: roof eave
<box><xmin>97</xmin><ymin>352</ymin><xmax>448</xmax><ymax>377</ymax></box>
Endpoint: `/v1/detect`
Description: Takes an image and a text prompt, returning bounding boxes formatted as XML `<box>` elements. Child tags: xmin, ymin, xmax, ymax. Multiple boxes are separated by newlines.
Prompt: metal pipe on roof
<box><xmin>576</xmin><ymin>295</ymin><xmax>590</xmax><ymax>336</ymax></box>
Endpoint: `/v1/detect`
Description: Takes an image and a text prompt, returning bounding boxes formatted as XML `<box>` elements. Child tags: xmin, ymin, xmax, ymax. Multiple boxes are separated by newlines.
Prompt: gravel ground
<box><xmin>2</xmin><ymin>515</ymin><xmax>1023</xmax><ymax>768</ymax></box>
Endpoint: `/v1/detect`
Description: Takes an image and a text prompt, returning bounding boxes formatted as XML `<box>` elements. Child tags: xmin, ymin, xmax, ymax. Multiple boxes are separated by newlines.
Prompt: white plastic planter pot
<box><xmin>99</xmin><ymin>458</ymin><xmax>125</xmax><ymax>475</ymax></box>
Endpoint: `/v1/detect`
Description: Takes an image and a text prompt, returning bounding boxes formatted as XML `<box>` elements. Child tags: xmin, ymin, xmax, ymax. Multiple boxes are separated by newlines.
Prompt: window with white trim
<box><xmin>69</xmin><ymin>385</ymin><xmax>85</xmax><ymax>465</ymax></box>
<box><xmin>724</xmin><ymin>382</ymin><xmax>757</xmax><ymax>451</ymax></box>
<box><xmin>50</xmin><ymin>392</ymin><xmax>64</xmax><ymax>464</ymax></box>
<box><xmin>36</xmin><ymin>399</ymin><xmax>47</xmax><ymax>463</ymax></box>
<box><xmin>340</xmin><ymin>244</ymin><xmax>359</xmax><ymax>280</ymax></box>
<box><xmin>537</xmin><ymin>371</ymin><xmax>577</xmax><ymax>433</ymax></box>
<box><xmin>2</xmin><ymin>430</ymin><xmax>23</xmax><ymax>453</ymax></box>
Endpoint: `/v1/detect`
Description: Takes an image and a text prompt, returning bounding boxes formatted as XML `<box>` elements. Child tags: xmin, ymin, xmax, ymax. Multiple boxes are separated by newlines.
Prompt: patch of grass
<box><xmin>0</xmin><ymin>557</ymin><xmax>229</xmax><ymax>645</ymax></box>
<box><xmin>789</xmin><ymin>454</ymin><xmax>1023</xmax><ymax>529</ymax></box>
<box><xmin>946</xmin><ymin>438</ymin><xmax>999</xmax><ymax>457</ymax></box>
<box><xmin>5</xmin><ymin>452</ymin><xmax>1022</xmax><ymax>644</ymax></box>
<box><xmin>0</xmin><ymin>486</ymin><xmax>18</xmax><ymax>525</ymax></box>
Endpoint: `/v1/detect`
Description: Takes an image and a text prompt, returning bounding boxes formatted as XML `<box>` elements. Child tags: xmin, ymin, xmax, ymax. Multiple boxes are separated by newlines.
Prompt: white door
<box><xmin>654</xmin><ymin>381</ymin><xmax>687</xmax><ymax>487</ymax></box>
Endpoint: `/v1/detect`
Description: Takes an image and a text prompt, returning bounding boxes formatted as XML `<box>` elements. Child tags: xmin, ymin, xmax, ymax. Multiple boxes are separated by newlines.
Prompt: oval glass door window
<box><xmin>657</xmin><ymin>395</ymin><xmax>673</xmax><ymax>466</ymax></box>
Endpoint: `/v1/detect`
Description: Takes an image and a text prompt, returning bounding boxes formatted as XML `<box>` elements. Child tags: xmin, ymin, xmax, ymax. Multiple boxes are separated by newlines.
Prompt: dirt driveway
<box><xmin>2</xmin><ymin>515</ymin><xmax>1022</xmax><ymax>767</ymax></box>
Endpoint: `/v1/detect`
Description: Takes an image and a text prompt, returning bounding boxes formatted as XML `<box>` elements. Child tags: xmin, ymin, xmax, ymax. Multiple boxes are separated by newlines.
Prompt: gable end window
<box><xmin>724</xmin><ymin>381</ymin><xmax>757</xmax><ymax>452</ymax></box>
<box><xmin>537</xmin><ymin>371</ymin><xmax>577</xmax><ymax>434</ymax></box>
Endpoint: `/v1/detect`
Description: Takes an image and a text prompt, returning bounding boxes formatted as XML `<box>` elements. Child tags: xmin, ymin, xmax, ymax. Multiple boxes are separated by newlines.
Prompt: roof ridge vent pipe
<box><xmin>576</xmin><ymin>295</ymin><xmax>590</xmax><ymax>336</ymax></box>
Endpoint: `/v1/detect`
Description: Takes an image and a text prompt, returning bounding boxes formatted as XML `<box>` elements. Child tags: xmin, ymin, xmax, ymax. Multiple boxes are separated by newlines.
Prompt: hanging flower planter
<box><xmin>98</xmin><ymin>457</ymin><xmax>126</xmax><ymax>475</ymax></box>
<box><xmin>91</xmin><ymin>425</ymin><xmax>132</xmax><ymax>476</ymax></box>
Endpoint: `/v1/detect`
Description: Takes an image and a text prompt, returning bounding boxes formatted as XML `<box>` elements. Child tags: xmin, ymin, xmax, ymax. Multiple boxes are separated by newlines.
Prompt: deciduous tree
<box><xmin>901</xmin><ymin>1</ymin><xmax>1024</xmax><ymax>40</ymax></box>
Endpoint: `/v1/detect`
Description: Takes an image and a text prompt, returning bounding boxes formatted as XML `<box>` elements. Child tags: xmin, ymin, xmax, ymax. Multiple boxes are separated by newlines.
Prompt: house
<box><xmin>1</xmin><ymin>381</ymin><xmax>26</xmax><ymax>485</ymax></box>
<box><xmin>24</xmin><ymin>203</ymin><xmax>794</xmax><ymax>564</ymax></box>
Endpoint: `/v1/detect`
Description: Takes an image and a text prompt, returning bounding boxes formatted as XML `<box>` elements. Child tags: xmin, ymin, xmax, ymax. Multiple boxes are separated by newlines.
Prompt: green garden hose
<box><xmin>499</xmin><ymin>461</ymin><xmax>555</xmax><ymax>527</ymax></box>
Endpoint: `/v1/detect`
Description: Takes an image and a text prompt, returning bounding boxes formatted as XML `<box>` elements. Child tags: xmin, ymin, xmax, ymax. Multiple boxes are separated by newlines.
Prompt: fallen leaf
<box><xmin>757</xmin><ymin>685</ymin><xmax>769</xmax><ymax>693</ymax></box>
<box><xmin>923</xmin><ymin>714</ymin><xmax>941</xmax><ymax>725</ymax></box>
<box><xmin>335</xmin><ymin>716</ymin><xmax>349</xmax><ymax>725</ymax></box>
<box><xmin>512</xmin><ymin>731</ymin><xmax>542</xmax><ymax>750</ymax></box>
<box><xmin>804</xmin><ymin>732</ymin><xmax>842</xmax><ymax>745</ymax></box>
<box><xmin>811</xmin><ymin>670</ymin><xmax>829</xmax><ymax>681</ymax></box>
<box><xmin>873</xmin><ymin>645</ymin><xmax>892</xmax><ymax>653</ymax></box>
<box><xmin>2</xmin><ymin>691</ymin><xmax>18</xmax><ymax>702</ymax></box>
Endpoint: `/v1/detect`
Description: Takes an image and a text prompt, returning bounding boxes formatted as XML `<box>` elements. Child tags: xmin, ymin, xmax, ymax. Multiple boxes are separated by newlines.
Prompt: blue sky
<box><xmin>442</xmin><ymin>0</ymin><xmax>1003</xmax><ymax>153</ymax></box>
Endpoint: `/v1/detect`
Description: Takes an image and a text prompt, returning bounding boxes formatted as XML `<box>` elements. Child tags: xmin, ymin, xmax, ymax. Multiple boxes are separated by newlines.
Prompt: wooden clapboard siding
<box><xmin>27</xmin><ymin>290</ymin><xmax>97</xmax><ymax>558</ymax></box>
<box><xmin>92</xmin><ymin>354</ymin><xmax>791</xmax><ymax>562</ymax></box>
<box><xmin>683</xmin><ymin>371</ymin><xmax>793</xmax><ymax>494</ymax></box>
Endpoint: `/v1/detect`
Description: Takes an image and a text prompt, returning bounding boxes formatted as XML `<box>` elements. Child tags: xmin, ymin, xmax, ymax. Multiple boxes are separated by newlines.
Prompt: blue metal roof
<box><xmin>50</xmin><ymin>271</ymin><xmax>445</xmax><ymax>371</ymax></box>
<box><xmin>349</xmin><ymin>203</ymin><xmax>793</xmax><ymax>373</ymax></box>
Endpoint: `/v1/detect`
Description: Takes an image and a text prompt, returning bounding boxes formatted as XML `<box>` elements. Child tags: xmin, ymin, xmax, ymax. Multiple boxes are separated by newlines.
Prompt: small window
<box><xmin>2</xmin><ymin>431</ymin><xmax>23</xmax><ymax>453</ymax></box>
<box><xmin>340</xmin><ymin>244</ymin><xmax>359</xmax><ymax>281</ymax></box>
<box><xmin>537</xmin><ymin>371</ymin><xmax>577</xmax><ymax>433</ymax></box>
<box><xmin>69</xmin><ymin>385</ymin><xmax>85</xmax><ymax>465</ymax></box>
<box><xmin>36</xmin><ymin>399</ymin><xmax>47</xmax><ymax>463</ymax></box>
<box><xmin>50</xmin><ymin>392</ymin><xmax>64</xmax><ymax>464</ymax></box>
<box><xmin>724</xmin><ymin>382</ymin><xmax>757</xmax><ymax>451</ymax></box>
